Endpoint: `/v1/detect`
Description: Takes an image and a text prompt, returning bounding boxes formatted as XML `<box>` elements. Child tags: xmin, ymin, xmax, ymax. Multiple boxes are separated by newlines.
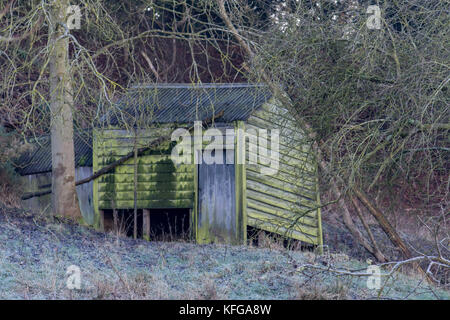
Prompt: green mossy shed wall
<box><xmin>92</xmin><ymin>98</ymin><xmax>322</xmax><ymax>247</ymax></box>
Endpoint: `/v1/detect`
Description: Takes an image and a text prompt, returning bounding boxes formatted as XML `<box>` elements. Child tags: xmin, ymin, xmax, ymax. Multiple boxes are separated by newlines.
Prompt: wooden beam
<box><xmin>143</xmin><ymin>209</ymin><xmax>150</xmax><ymax>240</ymax></box>
<box><xmin>99</xmin><ymin>210</ymin><xmax>105</xmax><ymax>232</ymax></box>
<box><xmin>235</xmin><ymin>120</ymin><xmax>247</xmax><ymax>245</ymax></box>
<box><xmin>113</xmin><ymin>209</ymin><xmax>118</xmax><ymax>233</ymax></box>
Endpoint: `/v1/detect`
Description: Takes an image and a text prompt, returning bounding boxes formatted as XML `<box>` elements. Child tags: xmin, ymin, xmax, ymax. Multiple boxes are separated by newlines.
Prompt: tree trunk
<box><xmin>49</xmin><ymin>0</ymin><xmax>82</xmax><ymax>219</ymax></box>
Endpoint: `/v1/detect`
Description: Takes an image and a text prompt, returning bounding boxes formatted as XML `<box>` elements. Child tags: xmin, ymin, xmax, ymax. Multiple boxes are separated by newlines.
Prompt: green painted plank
<box><xmin>245</xmin><ymin>142</ymin><xmax>315</xmax><ymax>167</ymax></box>
<box><xmin>246</xmin><ymin>185</ymin><xmax>317</xmax><ymax>209</ymax></box>
<box><xmin>246</xmin><ymin>193</ymin><xmax>317</xmax><ymax>220</ymax></box>
<box><xmin>245</xmin><ymin>148</ymin><xmax>315</xmax><ymax>172</ymax></box>
<box><xmin>246</xmin><ymin>162</ymin><xmax>316</xmax><ymax>185</ymax></box>
<box><xmin>97</xmin><ymin>156</ymin><xmax>177</xmax><ymax>166</ymax></box>
<box><xmin>247</xmin><ymin>208</ymin><xmax>318</xmax><ymax>237</ymax></box>
<box><xmin>99</xmin><ymin>142</ymin><xmax>235</xmax><ymax>150</ymax></box>
<box><xmin>98</xmin><ymin>172</ymin><xmax>194</xmax><ymax>183</ymax></box>
<box><xmin>247</xmin><ymin>171</ymin><xmax>316</xmax><ymax>202</ymax></box>
<box><xmin>98</xmin><ymin>181</ymin><xmax>194</xmax><ymax>193</ymax></box>
<box><xmin>99</xmin><ymin>190</ymin><xmax>194</xmax><ymax>201</ymax></box>
<box><xmin>97</xmin><ymin>149</ymin><xmax>172</xmax><ymax>157</ymax></box>
<box><xmin>246</xmin><ymin>162</ymin><xmax>317</xmax><ymax>185</ymax></box>
<box><xmin>247</xmin><ymin>201</ymin><xmax>317</xmax><ymax>227</ymax></box>
<box><xmin>244</xmin><ymin>123</ymin><xmax>312</xmax><ymax>156</ymax></box>
<box><xmin>246</xmin><ymin>166</ymin><xmax>317</xmax><ymax>194</ymax></box>
<box><xmin>245</xmin><ymin>142</ymin><xmax>314</xmax><ymax>165</ymax></box>
<box><xmin>114</xmin><ymin>164</ymin><xmax>193</xmax><ymax>175</ymax></box>
<box><xmin>247</xmin><ymin>109</ymin><xmax>303</xmax><ymax>134</ymax></box>
<box><xmin>246</xmin><ymin>116</ymin><xmax>306</xmax><ymax>146</ymax></box>
<box><xmin>249</xmin><ymin>111</ymin><xmax>300</xmax><ymax>133</ymax></box>
<box><xmin>235</xmin><ymin>120</ymin><xmax>247</xmax><ymax>244</ymax></box>
<box><xmin>246</xmin><ymin>188</ymin><xmax>317</xmax><ymax>213</ymax></box>
<box><xmin>246</xmin><ymin>169</ymin><xmax>317</xmax><ymax>200</ymax></box>
<box><xmin>251</xmin><ymin>104</ymin><xmax>305</xmax><ymax>132</ymax></box>
<box><xmin>99</xmin><ymin>199</ymin><xmax>193</xmax><ymax>209</ymax></box>
<box><xmin>247</xmin><ymin>179</ymin><xmax>308</xmax><ymax>203</ymax></box>
<box><xmin>247</xmin><ymin>216</ymin><xmax>318</xmax><ymax>245</ymax></box>
<box><xmin>98</xmin><ymin>139</ymin><xmax>171</xmax><ymax>148</ymax></box>
<box><xmin>92</xmin><ymin>130</ymin><xmax>100</xmax><ymax>229</ymax></box>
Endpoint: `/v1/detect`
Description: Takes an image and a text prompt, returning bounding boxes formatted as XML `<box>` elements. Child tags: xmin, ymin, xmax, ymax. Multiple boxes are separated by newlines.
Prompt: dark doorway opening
<box><xmin>102</xmin><ymin>208</ymin><xmax>191</xmax><ymax>241</ymax></box>
<box><xmin>102</xmin><ymin>209</ymin><xmax>143</xmax><ymax>238</ymax></box>
<box><xmin>149</xmin><ymin>208</ymin><xmax>191</xmax><ymax>241</ymax></box>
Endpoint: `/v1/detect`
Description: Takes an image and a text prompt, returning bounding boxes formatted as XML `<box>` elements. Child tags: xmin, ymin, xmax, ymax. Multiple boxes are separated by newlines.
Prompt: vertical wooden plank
<box><xmin>235</xmin><ymin>121</ymin><xmax>247</xmax><ymax>244</ymax></box>
<box><xmin>143</xmin><ymin>209</ymin><xmax>150</xmax><ymax>241</ymax></box>
<box><xmin>92</xmin><ymin>129</ymin><xmax>100</xmax><ymax>230</ymax></box>
<box><xmin>193</xmin><ymin>143</ymin><xmax>198</xmax><ymax>241</ymax></box>
<box><xmin>113</xmin><ymin>208</ymin><xmax>118</xmax><ymax>232</ymax></box>
<box><xmin>99</xmin><ymin>209</ymin><xmax>105</xmax><ymax>232</ymax></box>
<box><xmin>316</xmin><ymin>161</ymin><xmax>323</xmax><ymax>253</ymax></box>
<box><xmin>75</xmin><ymin>167</ymin><xmax>94</xmax><ymax>225</ymax></box>
<box><xmin>189</xmin><ymin>208</ymin><xmax>194</xmax><ymax>240</ymax></box>
<box><xmin>198</xmin><ymin>149</ymin><xmax>236</xmax><ymax>244</ymax></box>
<box><xmin>133</xmin><ymin>130</ymin><xmax>138</xmax><ymax>240</ymax></box>
<box><xmin>21</xmin><ymin>173</ymin><xmax>52</xmax><ymax>216</ymax></box>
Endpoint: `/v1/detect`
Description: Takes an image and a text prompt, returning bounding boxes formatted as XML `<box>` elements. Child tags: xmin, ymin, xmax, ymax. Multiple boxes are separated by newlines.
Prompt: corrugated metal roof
<box><xmin>15</xmin><ymin>83</ymin><xmax>272</xmax><ymax>175</ymax></box>
<box><xmin>15</xmin><ymin>130</ymin><xmax>92</xmax><ymax>176</ymax></box>
<box><xmin>101</xmin><ymin>83</ymin><xmax>272</xmax><ymax>127</ymax></box>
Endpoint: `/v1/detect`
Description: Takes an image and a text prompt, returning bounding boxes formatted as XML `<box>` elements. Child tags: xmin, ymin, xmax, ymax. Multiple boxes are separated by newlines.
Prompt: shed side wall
<box><xmin>245</xmin><ymin>100</ymin><xmax>322</xmax><ymax>245</ymax></box>
<box><xmin>21</xmin><ymin>167</ymin><xmax>94</xmax><ymax>224</ymax></box>
<box><xmin>93</xmin><ymin>129</ymin><xmax>195</xmax><ymax>212</ymax></box>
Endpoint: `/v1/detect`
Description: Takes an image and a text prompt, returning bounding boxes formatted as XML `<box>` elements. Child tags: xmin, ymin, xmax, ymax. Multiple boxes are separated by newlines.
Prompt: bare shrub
<box><xmin>0</xmin><ymin>129</ymin><xmax>31</xmax><ymax>206</ymax></box>
<box><xmin>199</xmin><ymin>279</ymin><xmax>218</xmax><ymax>300</ymax></box>
<box><xmin>294</xmin><ymin>280</ymin><xmax>349</xmax><ymax>300</ymax></box>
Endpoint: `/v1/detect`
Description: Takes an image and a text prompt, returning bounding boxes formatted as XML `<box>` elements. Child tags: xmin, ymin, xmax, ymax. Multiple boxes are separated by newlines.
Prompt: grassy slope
<box><xmin>0</xmin><ymin>207</ymin><xmax>448</xmax><ymax>300</ymax></box>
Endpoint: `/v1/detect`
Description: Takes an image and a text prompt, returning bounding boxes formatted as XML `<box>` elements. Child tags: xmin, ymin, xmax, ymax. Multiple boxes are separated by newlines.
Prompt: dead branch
<box><xmin>352</xmin><ymin>188</ymin><xmax>435</xmax><ymax>283</ymax></box>
<box><xmin>351</xmin><ymin>196</ymin><xmax>387</xmax><ymax>262</ymax></box>
<box><xmin>141</xmin><ymin>51</ymin><xmax>161</xmax><ymax>81</ymax></box>
<box><xmin>298</xmin><ymin>255</ymin><xmax>449</xmax><ymax>280</ymax></box>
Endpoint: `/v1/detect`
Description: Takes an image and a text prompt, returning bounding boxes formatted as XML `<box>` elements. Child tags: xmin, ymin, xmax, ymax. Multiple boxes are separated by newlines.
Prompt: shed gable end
<box><xmin>244</xmin><ymin>99</ymin><xmax>322</xmax><ymax>246</ymax></box>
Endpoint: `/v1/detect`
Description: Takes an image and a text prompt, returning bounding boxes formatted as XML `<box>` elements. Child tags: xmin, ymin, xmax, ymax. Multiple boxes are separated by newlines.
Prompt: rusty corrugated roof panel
<box><xmin>101</xmin><ymin>83</ymin><xmax>272</xmax><ymax>127</ymax></box>
<box><xmin>15</xmin><ymin>130</ymin><xmax>92</xmax><ymax>176</ymax></box>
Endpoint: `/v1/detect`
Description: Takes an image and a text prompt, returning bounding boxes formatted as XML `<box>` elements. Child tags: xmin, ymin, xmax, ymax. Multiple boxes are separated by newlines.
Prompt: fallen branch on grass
<box><xmin>297</xmin><ymin>255</ymin><xmax>449</xmax><ymax>279</ymax></box>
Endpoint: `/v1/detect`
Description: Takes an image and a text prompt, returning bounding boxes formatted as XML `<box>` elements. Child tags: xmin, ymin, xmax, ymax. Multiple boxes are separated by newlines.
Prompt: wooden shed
<box><xmin>16</xmin><ymin>132</ymin><xmax>95</xmax><ymax>224</ymax></box>
<box><xmin>93</xmin><ymin>83</ymin><xmax>323</xmax><ymax>246</ymax></box>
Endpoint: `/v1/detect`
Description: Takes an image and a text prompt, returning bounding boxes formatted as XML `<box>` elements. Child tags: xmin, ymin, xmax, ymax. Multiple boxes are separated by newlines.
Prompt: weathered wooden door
<box><xmin>197</xmin><ymin>150</ymin><xmax>237</xmax><ymax>244</ymax></box>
